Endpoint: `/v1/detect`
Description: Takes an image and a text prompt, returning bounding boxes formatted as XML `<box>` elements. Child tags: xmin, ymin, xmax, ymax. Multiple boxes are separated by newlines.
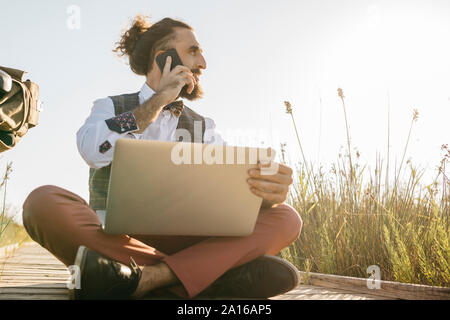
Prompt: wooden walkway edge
<box><xmin>1</xmin><ymin>242</ymin><xmax>449</xmax><ymax>300</ymax></box>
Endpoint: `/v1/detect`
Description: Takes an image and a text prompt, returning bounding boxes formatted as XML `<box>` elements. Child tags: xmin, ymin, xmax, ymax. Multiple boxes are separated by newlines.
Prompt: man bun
<box><xmin>114</xmin><ymin>15</ymin><xmax>151</xmax><ymax>59</ymax></box>
<box><xmin>114</xmin><ymin>15</ymin><xmax>193</xmax><ymax>75</ymax></box>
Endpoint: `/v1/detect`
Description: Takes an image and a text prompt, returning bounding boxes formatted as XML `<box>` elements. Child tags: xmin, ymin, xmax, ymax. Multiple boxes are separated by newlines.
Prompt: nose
<box><xmin>197</xmin><ymin>53</ymin><xmax>206</xmax><ymax>70</ymax></box>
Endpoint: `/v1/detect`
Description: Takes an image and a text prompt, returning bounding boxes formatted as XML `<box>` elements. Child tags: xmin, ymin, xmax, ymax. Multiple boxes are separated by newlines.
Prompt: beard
<box><xmin>179</xmin><ymin>83</ymin><xmax>204</xmax><ymax>101</ymax></box>
<box><xmin>178</xmin><ymin>69</ymin><xmax>204</xmax><ymax>101</ymax></box>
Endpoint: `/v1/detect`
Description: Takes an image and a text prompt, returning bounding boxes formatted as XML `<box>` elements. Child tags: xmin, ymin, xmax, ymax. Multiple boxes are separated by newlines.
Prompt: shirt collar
<box><xmin>139</xmin><ymin>82</ymin><xmax>155</xmax><ymax>103</ymax></box>
<box><xmin>138</xmin><ymin>82</ymin><xmax>185</xmax><ymax>107</ymax></box>
<box><xmin>138</xmin><ymin>82</ymin><xmax>186</xmax><ymax>118</ymax></box>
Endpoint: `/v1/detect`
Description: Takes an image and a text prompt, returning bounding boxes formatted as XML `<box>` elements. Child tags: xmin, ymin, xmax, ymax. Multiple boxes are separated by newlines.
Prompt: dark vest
<box><xmin>88</xmin><ymin>92</ymin><xmax>206</xmax><ymax>211</ymax></box>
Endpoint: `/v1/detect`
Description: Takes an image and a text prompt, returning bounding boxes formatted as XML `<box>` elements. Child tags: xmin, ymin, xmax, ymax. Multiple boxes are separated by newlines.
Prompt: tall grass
<box><xmin>0</xmin><ymin>162</ymin><xmax>31</xmax><ymax>248</ymax></box>
<box><xmin>281</xmin><ymin>89</ymin><xmax>450</xmax><ymax>287</ymax></box>
<box><xmin>0</xmin><ymin>162</ymin><xmax>13</xmax><ymax>243</ymax></box>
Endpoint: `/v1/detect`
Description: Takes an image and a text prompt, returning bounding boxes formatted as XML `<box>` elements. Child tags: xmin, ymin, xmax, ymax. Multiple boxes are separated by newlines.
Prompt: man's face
<box><xmin>171</xmin><ymin>28</ymin><xmax>206</xmax><ymax>101</ymax></box>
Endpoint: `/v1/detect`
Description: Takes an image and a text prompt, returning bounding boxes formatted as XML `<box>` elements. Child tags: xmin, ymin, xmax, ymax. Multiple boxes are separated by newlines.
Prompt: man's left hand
<box><xmin>247</xmin><ymin>161</ymin><xmax>294</xmax><ymax>209</ymax></box>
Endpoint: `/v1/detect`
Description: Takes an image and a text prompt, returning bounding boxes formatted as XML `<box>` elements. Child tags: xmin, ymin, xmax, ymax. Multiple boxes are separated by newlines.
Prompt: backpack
<box><xmin>0</xmin><ymin>66</ymin><xmax>41</xmax><ymax>153</ymax></box>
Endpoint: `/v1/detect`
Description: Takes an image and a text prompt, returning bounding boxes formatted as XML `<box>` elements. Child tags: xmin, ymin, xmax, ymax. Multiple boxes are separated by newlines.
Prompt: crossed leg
<box><xmin>22</xmin><ymin>185</ymin><xmax>302</xmax><ymax>298</ymax></box>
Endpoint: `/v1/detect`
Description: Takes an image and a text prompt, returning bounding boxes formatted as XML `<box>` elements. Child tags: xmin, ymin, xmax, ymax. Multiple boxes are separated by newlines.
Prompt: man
<box><xmin>22</xmin><ymin>15</ymin><xmax>302</xmax><ymax>300</ymax></box>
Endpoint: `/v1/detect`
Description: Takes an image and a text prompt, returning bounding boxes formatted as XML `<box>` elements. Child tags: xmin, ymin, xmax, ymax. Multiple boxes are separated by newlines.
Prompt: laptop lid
<box><xmin>103</xmin><ymin>139</ymin><xmax>276</xmax><ymax>236</ymax></box>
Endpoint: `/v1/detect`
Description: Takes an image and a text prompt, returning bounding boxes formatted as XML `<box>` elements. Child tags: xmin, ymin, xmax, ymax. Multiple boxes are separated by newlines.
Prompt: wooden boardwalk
<box><xmin>1</xmin><ymin>242</ymin><xmax>449</xmax><ymax>300</ymax></box>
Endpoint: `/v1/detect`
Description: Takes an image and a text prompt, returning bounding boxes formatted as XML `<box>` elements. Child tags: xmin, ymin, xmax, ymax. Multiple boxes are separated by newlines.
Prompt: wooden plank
<box><xmin>0</xmin><ymin>259</ymin><xmax>63</xmax><ymax>266</ymax></box>
<box><xmin>0</xmin><ymin>242</ymin><xmax>70</xmax><ymax>297</ymax></box>
<box><xmin>274</xmin><ymin>284</ymin><xmax>391</xmax><ymax>300</ymax></box>
<box><xmin>0</xmin><ymin>276</ymin><xmax>68</xmax><ymax>282</ymax></box>
<box><xmin>1</xmin><ymin>260</ymin><xmax>63</xmax><ymax>266</ymax></box>
<box><xmin>7</xmin><ymin>243</ymin><xmax>45</xmax><ymax>251</ymax></box>
<box><xmin>273</xmin><ymin>293</ymin><xmax>388</xmax><ymax>300</ymax></box>
<box><xmin>0</xmin><ymin>264</ymin><xmax>68</xmax><ymax>271</ymax></box>
<box><xmin>0</xmin><ymin>269</ymin><xmax>70</xmax><ymax>276</ymax></box>
<box><xmin>300</xmin><ymin>272</ymin><xmax>450</xmax><ymax>300</ymax></box>
<box><xmin>286</xmin><ymin>285</ymin><xmax>359</xmax><ymax>294</ymax></box>
<box><xmin>1</xmin><ymin>255</ymin><xmax>61</xmax><ymax>261</ymax></box>
<box><xmin>0</xmin><ymin>243</ymin><xmax>19</xmax><ymax>257</ymax></box>
<box><xmin>0</xmin><ymin>271</ymin><xmax>69</xmax><ymax>278</ymax></box>
<box><xmin>1</xmin><ymin>259</ymin><xmax>59</xmax><ymax>264</ymax></box>
<box><xmin>0</xmin><ymin>280</ymin><xmax>67</xmax><ymax>286</ymax></box>
<box><xmin>0</xmin><ymin>282</ymin><xmax>67</xmax><ymax>289</ymax></box>
<box><xmin>286</xmin><ymin>288</ymin><xmax>373</xmax><ymax>296</ymax></box>
<box><xmin>0</xmin><ymin>287</ymin><xmax>68</xmax><ymax>294</ymax></box>
<box><xmin>0</xmin><ymin>295</ymin><xmax>67</xmax><ymax>300</ymax></box>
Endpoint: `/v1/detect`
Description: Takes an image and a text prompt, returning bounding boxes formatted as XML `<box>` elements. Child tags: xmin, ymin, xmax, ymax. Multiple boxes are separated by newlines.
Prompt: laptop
<box><xmin>103</xmin><ymin>139</ymin><xmax>276</xmax><ymax>236</ymax></box>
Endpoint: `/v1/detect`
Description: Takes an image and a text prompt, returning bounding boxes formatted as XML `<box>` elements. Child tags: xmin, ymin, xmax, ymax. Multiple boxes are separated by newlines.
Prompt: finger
<box><xmin>182</xmin><ymin>74</ymin><xmax>196</xmax><ymax>94</ymax></box>
<box><xmin>249</xmin><ymin>162</ymin><xmax>291</xmax><ymax>180</ymax></box>
<box><xmin>173</xmin><ymin>65</ymin><xmax>193</xmax><ymax>75</ymax></box>
<box><xmin>258</xmin><ymin>161</ymin><xmax>293</xmax><ymax>175</ymax></box>
<box><xmin>247</xmin><ymin>178</ymin><xmax>288</xmax><ymax>194</ymax></box>
<box><xmin>258</xmin><ymin>147</ymin><xmax>276</xmax><ymax>164</ymax></box>
<box><xmin>180</xmin><ymin>69</ymin><xmax>196</xmax><ymax>83</ymax></box>
<box><xmin>257</xmin><ymin>159</ymin><xmax>279</xmax><ymax>176</ymax></box>
<box><xmin>163</xmin><ymin>56</ymin><xmax>172</xmax><ymax>75</ymax></box>
<box><xmin>249</xmin><ymin>187</ymin><xmax>286</xmax><ymax>204</ymax></box>
<box><xmin>248</xmin><ymin>169</ymin><xmax>293</xmax><ymax>185</ymax></box>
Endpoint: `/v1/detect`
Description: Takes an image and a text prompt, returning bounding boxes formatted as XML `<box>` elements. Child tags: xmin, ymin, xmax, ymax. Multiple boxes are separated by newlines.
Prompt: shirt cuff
<box><xmin>105</xmin><ymin>111</ymin><xmax>139</xmax><ymax>134</ymax></box>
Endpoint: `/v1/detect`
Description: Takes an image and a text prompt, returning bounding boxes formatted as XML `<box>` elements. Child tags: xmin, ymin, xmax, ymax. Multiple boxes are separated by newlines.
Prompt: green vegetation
<box><xmin>0</xmin><ymin>162</ymin><xmax>31</xmax><ymax>249</ymax></box>
<box><xmin>0</xmin><ymin>89</ymin><xmax>448</xmax><ymax>287</ymax></box>
<box><xmin>280</xmin><ymin>89</ymin><xmax>449</xmax><ymax>287</ymax></box>
<box><xmin>0</xmin><ymin>219</ymin><xmax>31</xmax><ymax>248</ymax></box>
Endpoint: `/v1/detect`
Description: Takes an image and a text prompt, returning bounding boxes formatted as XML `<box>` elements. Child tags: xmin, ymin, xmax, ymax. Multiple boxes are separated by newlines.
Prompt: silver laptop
<box><xmin>103</xmin><ymin>139</ymin><xmax>276</xmax><ymax>236</ymax></box>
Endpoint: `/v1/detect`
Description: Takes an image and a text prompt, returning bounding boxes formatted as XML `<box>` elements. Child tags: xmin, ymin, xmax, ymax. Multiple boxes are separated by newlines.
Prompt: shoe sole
<box><xmin>68</xmin><ymin>245</ymin><xmax>88</xmax><ymax>300</ymax></box>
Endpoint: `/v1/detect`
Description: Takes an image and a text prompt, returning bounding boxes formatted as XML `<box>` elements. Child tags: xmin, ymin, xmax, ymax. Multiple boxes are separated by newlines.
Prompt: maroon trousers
<box><xmin>22</xmin><ymin>185</ymin><xmax>302</xmax><ymax>298</ymax></box>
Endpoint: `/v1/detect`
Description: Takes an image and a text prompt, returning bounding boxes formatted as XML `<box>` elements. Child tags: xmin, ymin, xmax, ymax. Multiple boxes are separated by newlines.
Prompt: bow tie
<box><xmin>163</xmin><ymin>100</ymin><xmax>184</xmax><ymax>117</ymax></box>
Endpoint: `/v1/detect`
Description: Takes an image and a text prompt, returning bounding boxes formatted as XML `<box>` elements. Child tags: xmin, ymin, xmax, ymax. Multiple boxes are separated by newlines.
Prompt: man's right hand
<box><xmin>132</xmin><ymin>56</ymin><xmax>197</xmax><ymax>133</ymax></box>
<box><xmin>156</xmin><ymin>56</ymin><xmax>197</xmax><ymax>106</ymax></box>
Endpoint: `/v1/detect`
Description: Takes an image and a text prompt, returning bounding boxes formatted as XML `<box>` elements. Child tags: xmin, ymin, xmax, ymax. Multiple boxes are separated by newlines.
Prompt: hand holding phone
<box><xmin>156</xmin><ymin>48</ymin><xmax>184</xmax><ymax>73</ymax></box>
<box><xmin>154</xmin><ymin>48</ymin><xmax>197</xmax><ymax>102</ymax></box>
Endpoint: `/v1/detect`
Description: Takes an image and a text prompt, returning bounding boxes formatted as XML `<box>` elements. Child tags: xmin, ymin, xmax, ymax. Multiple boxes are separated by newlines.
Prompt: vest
<box><xmin>88</xmin><ymin>92</ymin><xmax>206</xmax><ymax>211</ymax></box>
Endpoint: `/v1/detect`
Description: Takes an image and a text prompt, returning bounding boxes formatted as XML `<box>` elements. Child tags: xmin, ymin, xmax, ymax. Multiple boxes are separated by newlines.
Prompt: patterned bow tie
<box><xmin>163</xmin><ymin>100</ymin><xmax>184</xmax><ymax>117</ymax></box>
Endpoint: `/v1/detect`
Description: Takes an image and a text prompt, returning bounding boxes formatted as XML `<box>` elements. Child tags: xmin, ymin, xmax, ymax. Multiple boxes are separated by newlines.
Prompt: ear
<box><xmin>154</xmin><ymin>50</ymin><xmax>165</xmax><ymax>59</ymax></box>
<box><xmin>150</xmin><ymin>50</ymin><xmax>167</xmax><ymax>74</ymax></box>
<box><xmin>147</xmin><ymin>49</ymin><xmax>167</xmax><ymax>82</ymax></box>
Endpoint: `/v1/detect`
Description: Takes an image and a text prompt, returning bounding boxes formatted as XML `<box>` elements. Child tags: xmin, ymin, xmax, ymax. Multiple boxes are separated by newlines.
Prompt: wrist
<box><xmin>261</xmin><ymin>200</ymin><xmax>276</xmax><ymax>209</ymax></box>
<box><xmin>132</xmin><ymin>92</ymin><xmax>169</xmax><ymax>134</ymax></box>
<box><xmin>150</xmin><ymin>91</ymin><xmax>170</xmax><ymax>110</ymax></box>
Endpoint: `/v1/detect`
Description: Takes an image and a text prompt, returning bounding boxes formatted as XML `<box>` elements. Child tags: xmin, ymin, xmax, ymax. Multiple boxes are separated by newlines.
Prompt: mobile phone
<box><xmin>156</xmin><ymin>48</ymin><xmax>184</xmax><ymax>73</ymax></box>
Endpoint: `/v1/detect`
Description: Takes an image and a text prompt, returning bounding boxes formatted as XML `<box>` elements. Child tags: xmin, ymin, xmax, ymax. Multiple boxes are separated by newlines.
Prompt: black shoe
<box><xmin>69</xmin><ymin>245</ymin><xmax>142</xmax><ymax>300</ymax></box>
<box><xmin>199</xmin><ymin>255</ymin><xmax>300</xmax><ymax>299</ymax></box>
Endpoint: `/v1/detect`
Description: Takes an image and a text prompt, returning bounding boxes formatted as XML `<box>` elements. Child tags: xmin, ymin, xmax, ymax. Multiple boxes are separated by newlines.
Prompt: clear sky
<box><xmin>1</xmin><ymin>0</ymin><xmax>449</xmax><ymax>221</ymax></box>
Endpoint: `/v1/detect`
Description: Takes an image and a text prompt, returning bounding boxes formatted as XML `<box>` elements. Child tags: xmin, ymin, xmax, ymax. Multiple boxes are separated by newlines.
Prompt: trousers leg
<box><xmin>22</xmin><ymin>185</ymin><xmax>168</xmax><ymax>267</ymax></box>
<box><xmin>162</xmin><ymin>203</ymin><xmax>303</xmax><ymax>298</ymax></box>
<box><xmin>23</xmin><ymin>185</ymin><xmax>302</xmax><ymax>299</ymax></box>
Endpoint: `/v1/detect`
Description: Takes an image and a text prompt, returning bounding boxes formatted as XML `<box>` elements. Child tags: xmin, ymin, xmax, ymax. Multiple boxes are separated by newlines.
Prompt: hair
<box><xmin>114</xmin><ymin>15</ymin><xmax>193</xmax><ymax>75</ymax></box>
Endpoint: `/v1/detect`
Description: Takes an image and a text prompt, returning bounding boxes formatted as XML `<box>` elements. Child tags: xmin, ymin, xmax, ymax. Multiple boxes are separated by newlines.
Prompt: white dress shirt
<box><xmin>76</xmin><ymin>82</ymin><xmax>226</xmax><ymax>170</ymax></box>
<box><xmin>77</xmin><ymin>83</ymin><xmax>226</xmax><ymax>225</ymax></box>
